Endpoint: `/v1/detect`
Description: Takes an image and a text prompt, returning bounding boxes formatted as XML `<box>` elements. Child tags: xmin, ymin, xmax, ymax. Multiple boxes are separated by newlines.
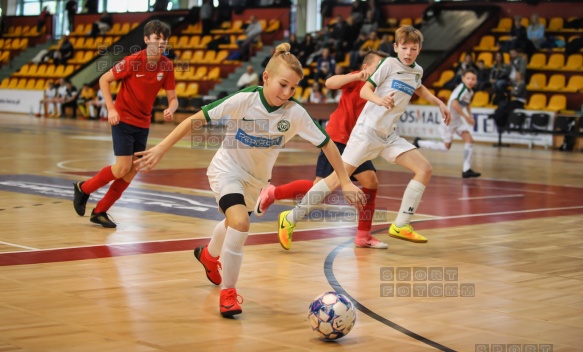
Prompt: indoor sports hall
<box><xmin>1</xmin><ymin>0</ymin><xmax>582</xmax><ymax>351</ymax></box>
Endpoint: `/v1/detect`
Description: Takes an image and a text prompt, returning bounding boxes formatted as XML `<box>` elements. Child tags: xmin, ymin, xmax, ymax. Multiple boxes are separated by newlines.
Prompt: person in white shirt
<box><xmin>414</xmin><ymin>69</ymin><xmax>481</xmax><ymax>178</ymax></box>
<box><xmin>276</xmin><ymin>25</ymin><xmax>451</xmax><ymax>248</ymax></box>
<box><xmin>236</xmin><ymin>65</ymin><xmax>259</xmax><ymax>90</ymax></box>
<box><xmin>133</xmin><ymin>43</ymin><xmax>364</xmax><ymax>318</ymax></box>
<box><xmin>38</xmin><ymin>80</ymin><xmax>57</xmax><ymax>117</ymax></box>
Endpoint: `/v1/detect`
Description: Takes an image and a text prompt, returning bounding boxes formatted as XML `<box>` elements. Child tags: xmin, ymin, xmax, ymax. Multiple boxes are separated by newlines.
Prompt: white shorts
<box><xmin>342</xmin><ymin>124</ymin><xmax>415</xmax><ymax>167</ymax></box>
<box><xmin>439</xmin><ymin>121</ymin><xmax>471</xmax><ymax>144</ymax></box>
<box><xmin>207</xmin><ymin>151</ymin><xmax>265</xmax><ymax>213</ymax></box>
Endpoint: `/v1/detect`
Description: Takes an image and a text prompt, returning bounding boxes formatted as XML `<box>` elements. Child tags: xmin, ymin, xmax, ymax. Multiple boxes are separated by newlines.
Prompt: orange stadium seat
<box><xmin>524</xmin><ymin>93</ymin><xmax>547</xmax><ymax>110</ymax></box>
<box><xmin>545</xmin><ymin>94</ymin><xmax>567</xmax><ymax>112</ymax></box>
<box><xmin>492</xmin><ymin>17</ymin><xmax>512</xmax><ymax>32</ymax></box>
<box><xmin>192</xmin><ymin>66</ymin><xmax>208</xmax><ymax>80</ymax></box>
<box><xmin>206</xmin><ymin>67</ymin><xmax>220</xmax><ymax>81</ymax></box>
<box><xmin>544</xmin><ymin>53</ymin><xmax>565</xmax><ymax>70</ymax></box>
<box><xmin>474</xmin><ymin>35</ymin><xmax>497</xmax><ymax>51</ymax></box>
<box><xmin>437</xmin><ymin>89</ymin><xmax>451</xmax><ymax>102</ymax></box>
<box><xmin>547</xmin><ymin>17</ymin><xmax>564</xmax><ymax>32</ymax></box>
<box><xmin>471</xmin><ymin>91</ymin><xmax>491</xmax><ymax>108</ymax></box>
<box><xmin>563</xmin><ymin>54</ymin><xmax>582</xmax><ymax>71</ymax></box>
<box><xmin>432</xmin><ymin>70</ymin><xmax>454</xmax><ymax>88</ymax></box>
<box><xmin>527</xmin><ymin>53</ymin><xmax>547</xmax><ymax>69</ymax></box>
<box><xmin>544</xmin><ymin>74</ymin><xmax>566</xmax><ymax>92</ymax></box>
<box><xmin>184</xmin><ymin>82</ymin><xmax>199</xmax><ymax>97</ymax></box>
<box><xmin>562</xmin><ymin>75</ymin><xmax>583</xmax><ymax>92</ymax></box>
<box><xmin>526</xmin><ymin>73</ymin><xmax>547</xmax><ymax>91</ymax></box>
<box><xmin>476</xmin><ymin>52</ymin><xmax>493</xmax><ymax>67</ymax></box>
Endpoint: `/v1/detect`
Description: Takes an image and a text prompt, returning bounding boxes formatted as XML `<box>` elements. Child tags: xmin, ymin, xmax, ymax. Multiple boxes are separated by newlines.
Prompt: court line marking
<box><xmin>0</xmin><ymin>241</ymin><xmax>38</xmax><ymax>250</ymax></box>
<box><xmin>3</xmin><ymin>205</ymin><xmax>582</xmax><ymax>254</ymax></box>
<box><xmin>325</xmin><ymin>239</ymin><xmax>456</xmax><ymax>352</ymax></box>
<box><xmin>458</xmin><ymin>194</ymin><xmax>524</xmax><ymax>200</ymax></box>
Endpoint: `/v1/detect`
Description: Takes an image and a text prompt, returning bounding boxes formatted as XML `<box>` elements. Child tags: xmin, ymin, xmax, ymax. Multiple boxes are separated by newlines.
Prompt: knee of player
<box><xmin>226</xmin><ymin>214</ymin><xmax>250</xmax><ymax>232</ymax></box>
<box><xmin>418</xmin><ymin>162</ymin><xmax>433</xmax><ymax>179</ymax></box>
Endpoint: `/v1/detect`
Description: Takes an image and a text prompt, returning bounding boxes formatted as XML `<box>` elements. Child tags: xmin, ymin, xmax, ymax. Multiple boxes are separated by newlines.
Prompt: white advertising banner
<box><xmin>397</xmin><ymin>105</ymin><xmax>554</xmax><ymax>148</ymax></box>
<box><xmin>0</xmin><ymin>89</ymin><xmax>44</xmax><ymax>114</ymax></box>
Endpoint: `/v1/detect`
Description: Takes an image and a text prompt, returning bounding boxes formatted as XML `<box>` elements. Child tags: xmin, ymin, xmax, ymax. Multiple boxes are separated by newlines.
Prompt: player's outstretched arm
<box><xmin>320</xmin><ymin>141</ymin><xmax>365</xmax><ymax>210</ymax></box>
<box><xmin>134</xmin><ymin>110</ymin><xmax>207</xmax><ymax>172</ymax></box>
<box><xmin>415</xmin><ymin>85</ymin><xmax>451</xmax><ymax>125</ymax></box>
<box><xmin>99</xmin><ymin>70</ymin><xmax>119</xmax><ymax>126</ymax></box>
<box><xmin>325</xmin><ymin>70</ymin><xmax>369</xmax><ymax>90</ymax></box>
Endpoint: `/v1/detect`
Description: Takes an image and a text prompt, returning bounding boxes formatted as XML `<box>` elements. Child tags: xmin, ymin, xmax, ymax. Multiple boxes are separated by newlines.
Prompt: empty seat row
<box><xmin>0</xmin><ymin>77</ymin><xmax>53</xmax><ymax>90</ymax></box>
<box><xmin>174</xmin><ymin>66</ymin><xmax>221</xmax><ymax>81</ymax></box>
<box><xmin>70</xmin><ymin>22</ymin><xmax>139</xmax><ymax>36</ymax></box>
<box><xmin>527</xmin><ymin>53</ymin><xmax>582</xmax><ymax>71</ymax></box>
<box><xmin>3</xmin><ymin>25</ymin><xmax>45</xmax><ymax>37</ymax></box>
<box><xmin>474</xmin><ymin>35</ymin><xmax>580</xmax><ymax>52</ymax></box>
<box><xmin>173</xmin><ymin>50</ymin><xmax>230</xmax><ymax>64</ymax></box>
<box><xmin>11</xmin><ymin>64</ymin><xmax>76</xmax><ymax>78</ymax></box>
<box><xmin>492</xmin><ymin>16</ymin><xmax>582</xmax><ymax>33</ymax></box>
<box><xmin>526</xmin><ymin>73</ymin><xmax>583</xmax><ymax>92</ymax></box>
<box><xmin>0</xmin><ymin>37</ymin><xmax>29</xmax><ymax>50</ymax></box>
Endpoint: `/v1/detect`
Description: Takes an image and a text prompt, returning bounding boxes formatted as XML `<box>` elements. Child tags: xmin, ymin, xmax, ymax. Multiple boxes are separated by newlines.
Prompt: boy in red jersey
<box><xmin>72</xmin><ymin>20</ymin><xmax>178</xmax><ymax>228</ymax></box>
<box><xmin>254</xmin><ymin>51</ymin><xmax>389</xmax><ymax>249</ymax></box>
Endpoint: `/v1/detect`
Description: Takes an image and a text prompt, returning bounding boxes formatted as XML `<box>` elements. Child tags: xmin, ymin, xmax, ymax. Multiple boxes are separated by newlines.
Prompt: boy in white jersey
<box><xmin>414</xmin><ymin>69</ymin><xmax>481</xmax><ymax>178</ymax></box>
<box><xmin>277</xmin><ymin>25</ymin><xmax>451</xmax><ymax>249</ymax></box>
<box><xmin>134</xmin><ymin>43</ymin><xmax>364</xmax><ymax>318</ymax></box>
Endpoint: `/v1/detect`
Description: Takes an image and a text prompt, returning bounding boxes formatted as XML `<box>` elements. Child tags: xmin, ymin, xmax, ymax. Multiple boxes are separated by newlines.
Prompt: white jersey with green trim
<box><xmin>360</xmin><ymin>57</ymin><xmax>424</xmax><ymax>136</ymax></box>
<box><xmin>201</xmin><ymin>86</ymin><xmax>329</xmax><ymax>185</ymax></box>
<box><xmin>447</xmin><ymin>82</ymin><xmax>474</xmax><ymax>129</ymax></box>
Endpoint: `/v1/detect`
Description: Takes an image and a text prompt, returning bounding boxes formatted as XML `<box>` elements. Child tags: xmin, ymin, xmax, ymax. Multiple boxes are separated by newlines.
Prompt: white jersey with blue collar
<box><xmin>202</xmin><ymin>86</ymin><xmax>329</xmax><ymax>185</ymax></box>
<box><xmin>360</xmin><ymin>57</ymin><xmax>423</xmax><ymax>137</ymax></box>
<box><xmin>447</xmin><ymin>82</ymin><xmax>474</xmax><ymax>128</ymax></box>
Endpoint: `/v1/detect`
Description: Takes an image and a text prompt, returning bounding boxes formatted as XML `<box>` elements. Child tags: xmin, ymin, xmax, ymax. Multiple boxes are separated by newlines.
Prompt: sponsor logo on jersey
<box><xmin>115</xmin><ymin>61</ymin><xmax>125</xmax><ymax>73</ymax></box>
<box><xmin>391</xmin><ymin>80</ymin><xmax>415</xmax><ymax>96</ymax></box>
<box><xmin>157</xmin><ymin>72</ymin><xmax>164</xmax><ymax>81</ymax></box>
<box><xmin>235</xmin><ymin>129</ymin><xmax>283</xmax><ymax>148</ymax></box>
<box><xmin>277</xmin><ymin>120</ymin><xmax>290</xmax><ymax>132</ymax></box>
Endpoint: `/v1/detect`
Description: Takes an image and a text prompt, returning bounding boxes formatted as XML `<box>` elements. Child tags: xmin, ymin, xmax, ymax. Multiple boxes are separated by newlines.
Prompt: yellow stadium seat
<box><xmin>524</xmin><ymin>93</ymin><xmax>547</xmax><ymax>110</ymax></box>
<box><xmin>25</xmin><ymin>79</ymin><xmax>36</xmax><ymax>90</ymax></box>
<box><xmin>476</xmin><ymin>52</ymin><xmax>493</xmax><ymax>67</ymax></box>
<box><xmin>301</xmin><ymin>87</ymin><xmax>312</xmax><ymax>102</ymax></box>
<box><xmin>202</xmin><ymin>50</ymin><xmax>216</xmax><ymax>64</ymax></box>
<box><xmin>492</xmin><ymin>17</ymin><xmax>512</xmax><ymax>32</ymax></box>
<box><xmin>544</xmin><ymin>53</ymin><xmax>565</xmax><ymax>70</ymax></box>
<box><xmin>526</xmin><ymin>73</ymin><xmax>547</xmax><ymax>91</ymax></box>
<box><xmin>543</xmin><ymin>74</ymin><xmax>565</xmax><ymax>92</ymax></box>
<box><xmin>437</xmin><ymin>89</ymin><xmax>451</xmax><ymax>102</ymax></box>
<box><xmin>175</xmin><ymin>82</ymin><xmax>187</xmax><ymax>97</ymax></box>
<box><xmin>563</xmin><ymin>54</ymin><xmax>582</xmax><ymax>71</ymax></box>
<box><xmin>527</xmin><ymin>53</ymin><xmax>547</xmax><ymax>69</ymax></box>
<box><xmin>184</xmin><ymin>82</ymin><xmax>199</xmax><ymax>97</ymax></box>
<box><xmin>192</xmin><ymin>66</ymin><xmax>208</xmax><ymax>80</ymax></box>
<box><xmin>399</xmin><ymin>18</ymin><xmax>412</xmax><ymax>27</ymax></box>
<box><xmin>474</xmin><ymin>35</ymin><xmax>497</xmax><ymax>51</ymax></box>
<box><xmin>187</xmin><ymin>36</ymin><xmax>200</xmax><ymax>49</ymax></box>
<box><xmin>196</xmin><ymin>36</ymin><xmax>212</xmax><ymax>49</ymax></box>
<box><xmin>16</xmin><ymin>78</ymin><xmax>28</xmax><ymax>89</ymax></box>
<box><xmin>293</xmin><ymin>86</ymin><xmax>303</xmax><ymax>100</ymax></box>
<box><xmin>119</xmin><ymin>23</ymin><xmax>131</xmax><ymax>35</ymax></box>
<box><xmin>413</xmin><ymin>88</ymin><xmax>434</xmax><ymax>105</ymax></box>
<box><xmin>0</xmin><ymin>78</ymin><xmax>10</xmax><ymax>88</ymax></box>
<box><xmin>180</xmin><ymin>50</ymin><xmax>193</xmax><ymax>62</ymax></box>
<box><xmin>433</xmin><ymin>70</ymin><xmax>454</xmax><ymax>88</ymax></box>
<box><xmin>206</xmin><ymin>67</ymin><xmax>220</xmax><ymax>81</ymax></box>
<box><xmin>545</xmin><ymin>94</ymin><xmax>566</xmax><ymax>112</ymax></box>
<box><xmin>547</xmin><ymin>17</ymin><xmax>564</xmax><ymax>32</ymax></box>
<box><xmin>34</xmin><ymin>79</ymin><xmax>46</xmax><ymax>90</ymax></box>
<box><xmin>562</xmin><ymin>75</ymin><xmax>583</xmax><ymax>92</ymax></box>
<box><xmin>213</xmin><ymin>50</ymin><xmax>229</xmax><ymax>64</ymax></box>
<box><xmin>471</xmin><ymin>91</ymin><xmax>490</xmax><ymax>108</ymax></box>
<box><xmin>175</xmin><ymin>36</ymin><xmax>190</xmax><ymax>49</ymax></box>
<box><xmin>191</xmin><ymin>50</ymin><xmax>205</xmax><ymax>64</ymax></box>
<box><xmin>15</xmin><ymin>64</ymin><xmax>30</xmax><ymax>77</ymax></box>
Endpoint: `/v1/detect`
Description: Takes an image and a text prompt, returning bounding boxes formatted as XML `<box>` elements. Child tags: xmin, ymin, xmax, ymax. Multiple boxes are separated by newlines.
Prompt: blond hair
<box><xmin>394</xmin><ymin>25</ymin><xmax>423</xmax><ymax>46</ymax></box>
<box><xmin>265</xmin><ymin>43</ymin><xmax>304</xmax><ymax>79</ymax></box>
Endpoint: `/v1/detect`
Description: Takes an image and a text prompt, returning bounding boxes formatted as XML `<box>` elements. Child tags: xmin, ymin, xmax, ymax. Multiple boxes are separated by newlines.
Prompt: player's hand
<box><xmin>357</xmin><ymin>70</ymin><xmax>370</xmax><ymax>82</ymax></box>
<box><xmin>341</xmin><ymin>183</ymin><xmax>366</xmax><ymax>211</ymax></box>
<box><xmin>163</xmin><ymin>108</ymin><xmax>174</xmax><ymax>122</ymax></box>
<box><xmin>108</xmin><ymin>108</ymin><xmax>120</xmax><ymax>125</ymax></box>
<box><xmin>379</xmin><ymin>92</ymin><xmax>395</xmax><ymax>109</ymax></box>
<box><xmin>440</xmin><ymin>105</ymin><xmax>451</xmax><ymax>126</ymax></box>
<box><xmin>134</xmin><ymin>145</ymin><xmax>164</xmax><ymax>173</ymax></box>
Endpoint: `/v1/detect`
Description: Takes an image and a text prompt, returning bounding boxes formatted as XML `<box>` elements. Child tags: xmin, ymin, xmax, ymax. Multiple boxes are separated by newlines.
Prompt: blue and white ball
<box><xmin>308</xmin><ymin>291</ymin><xmax>356</xmax><ymax>340</ymax></box>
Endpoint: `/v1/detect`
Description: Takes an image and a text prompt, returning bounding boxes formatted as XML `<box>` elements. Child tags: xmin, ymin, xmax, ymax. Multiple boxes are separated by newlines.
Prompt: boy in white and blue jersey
<box><xmin>415</xmin><ymin>69</ymin><xmax>481</xmax><ymax>178</ymax></box>
<box><xmin>277</xmin><ymin>25</ymin><xmax>451</xmax><ymax>247</ymax></box>
<box><xmin>134</xmin><ymin>43</ymin><xmax>364</xmax><ymax>318</ymax></box>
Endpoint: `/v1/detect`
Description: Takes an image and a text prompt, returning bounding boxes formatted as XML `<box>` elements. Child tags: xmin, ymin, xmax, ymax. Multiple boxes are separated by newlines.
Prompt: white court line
<box><xmin>0</xmin><ymin>241</ymin><xmax>38</xmax><ymax>250</ymax></box>
<box><xmin>8</xmin><ymin>205</ymin><xmax>582</xmax><ymax>254</ymax></box>
<box><xmin>458</xmin><ymin>194</ymin><xmax>524</xmax><ymax>201</ymax></box>
<box><xmin>56</xmin><ymin>158</ymin><xmax>114</xmax><ymax>171</ymax></box>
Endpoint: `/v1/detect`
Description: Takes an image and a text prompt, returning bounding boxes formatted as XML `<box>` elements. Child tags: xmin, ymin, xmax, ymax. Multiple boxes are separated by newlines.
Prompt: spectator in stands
<box><xmin>152</xmin><ymin>0</ymin><xmax>169</xmax><ymax>11</ymax></box>
<box><xmin>65</xmin><ymin>0</ymin><xmax>77</xmax><ymax>33</ymax></box>
<box><xmin>216</xmin><ymin>0</ymin><xmax>232</xmax><ymax>25</ymax></box>
<box><xmin>314</xmin><ymin>47</ymin><xmax>336</xmax><ymax>82</ymax></box>
<box><xmin>493</xmin><ymin>49</ymin><xmax>525</xmax><ymax>105</ymax></box>
<box><xmin>288</xmin><ymin>34</ymin><xmax>301</xmax><ymax>58</ymax></box>
<box><xmin>348</xmin><ymin>31</ymin><xmax>367</xmax><ymax>70</ymax></box>
<box><xmin>84</xmin><ymin>0</ymin><xmax>98</xmax><ymax>14</ymax></box>
<box><xmin>237</xmin><ymin>16</ymin><xmax>263</xmax><ymax>61</ymax></box>
<box><xmin>350</xmin><ymin>0</ymin><xmax>367</xmax><ymax>31</ymax></box>
<box><xmin>53</xmin><ymin>35</ymin><xmax>74</xmax><ymax>65</ymax></box>
<box><xmin>491</xmin><ymin>70</ymin><xmax>526</xmax><ymax>131</ymax></box>
<box><xmin>489</xmin><ymin>52</ymin><xmax>509</xmax><ymax>104</ymax></box>
<box><xmin>502</xmin><ymin>16</ymin><xmax>528</xmax><ymax>53</ymax></box>
<box><xmin>90</xmin><ymin>12</ymin><xmax>113</xmax><ymax>37</ymax></box>
<box><xmin>77</xmin><ymin>84</ymin><xmax>96</xmax><ymax>118</ymax></box>
<box><xmin>37</xmin><ymin>7</ymin><xmax>50</xmax><ymax>33</ymax></box>
<box><xmin>261</xmin><ymin>47</ymin><xmax>276</xmax><ymax>68</ymax></box>
<box><xmin>360</xmin><ymin>10</ymin><xmax>378</xmax><ymax>36</ymax></box>
<box><xmin>200</xmin><ymin>0</ymin><xmax>213</xmax><ymax>36</ymax></box>
<box><xmin>87</xmin><ymin>89</ymin><xmax>106</xmax><ymax>120</ymax></box>
<box><xmin>527</xmin><ymin>13</ymin><xmax>545</xmax><ymax>50</ymax></box>
<box><xmin>475</xmin><ymin>59</ymin><xmax>490</xmax><ymax>91</ymax></box>
<box><xmin>308</xmin><ymin>81</ymin><xmax>326</xmax><ymax>103</ymax></box>
<box><xmin>444</xmin><ymin>52</ymin><xmax>478</xmax><ymax>90</ymax></box>
<box><xmin>297</xmin><ymin>34</ymin><xmax>316</xmax><ymax>66</ymax></box>
<box><xmin>60</xmin><ymin>80</ymin><xmax>79</xmax><ymax>118</ymax></box>
<box><xmin>566</xmin><ymin>36</ymin><xmax>583</xmax><ymax>56</ymax></box>
<box><xmin>377</xmin><ymin>33</ymin><xmax>394</xmax><ymax>56</ymax></box>
<box><xmin>37</xmin><ymin>81</ymin><xmax>57</xmax><ymax>118</ymax></box>
<box><xmin>237</xmin><ymin>65</ymin><xmax>259</xmax><ymax>90</ymax></box>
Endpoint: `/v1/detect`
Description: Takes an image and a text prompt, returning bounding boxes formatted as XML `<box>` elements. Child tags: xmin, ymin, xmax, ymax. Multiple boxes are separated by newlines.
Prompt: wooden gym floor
<box><xmin>0</xmin><ymin>115</ymin><xmax>582</xmax><ymax>351</ymax></box>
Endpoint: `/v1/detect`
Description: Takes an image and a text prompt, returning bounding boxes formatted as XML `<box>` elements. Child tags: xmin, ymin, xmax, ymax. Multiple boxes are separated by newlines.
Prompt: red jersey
<box><xmin>325</xmin><ymin>72</ymin><xmax>366</xmax><ymax>144</ymax></box>
<box><xmin>112</xmin><ymin>50</ymin><xmax>175</xmax><ymax>128</ymax></box>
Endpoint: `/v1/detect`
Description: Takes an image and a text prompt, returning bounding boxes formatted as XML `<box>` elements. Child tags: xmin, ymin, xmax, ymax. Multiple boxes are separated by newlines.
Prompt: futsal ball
<box><xmin>308</xmin><ymin>291</ymin><xmax>356</xmax><ymax>340</ymax></box>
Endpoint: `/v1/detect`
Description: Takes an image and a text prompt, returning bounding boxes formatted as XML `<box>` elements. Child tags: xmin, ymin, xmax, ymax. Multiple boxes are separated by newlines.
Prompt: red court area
<box><xmin>122</xmin><ymin>165</ymin><xmax>583</xmax><ymax>216</ymax></box>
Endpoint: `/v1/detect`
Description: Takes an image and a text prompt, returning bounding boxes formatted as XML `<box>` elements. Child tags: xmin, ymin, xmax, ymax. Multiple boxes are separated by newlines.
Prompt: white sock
<box><xmin>463</xmin><ymin>143</ymin><xmax>473</xmax><ymax>172</ymax></box>
<box><xmin>286</xmin><ymin>179</ymin><xmax>332</xmax><ymax>224</ymax></box>
<box><xmin>221</xmin><ymin>227</ymin><xmax>249</xmax><ymax>289</ymax></box>
<box><xmin>418</xmin><ymin>139</ymin><xmax>448</xmax><ymax>151</ymax></box>
<box><xmin>89</xmin><ymin>105</ymin><xmax>95</xmax><ymax>118</ymax></box>
<box><xmin>394</xmin><ymin>180</ymin><xmax>426</xmax><ymax>227</ymax></box>
<box><xmin>207</xmin><ymin>219</ymin><xmax>227</xmax><ymax>258</ymax></box>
